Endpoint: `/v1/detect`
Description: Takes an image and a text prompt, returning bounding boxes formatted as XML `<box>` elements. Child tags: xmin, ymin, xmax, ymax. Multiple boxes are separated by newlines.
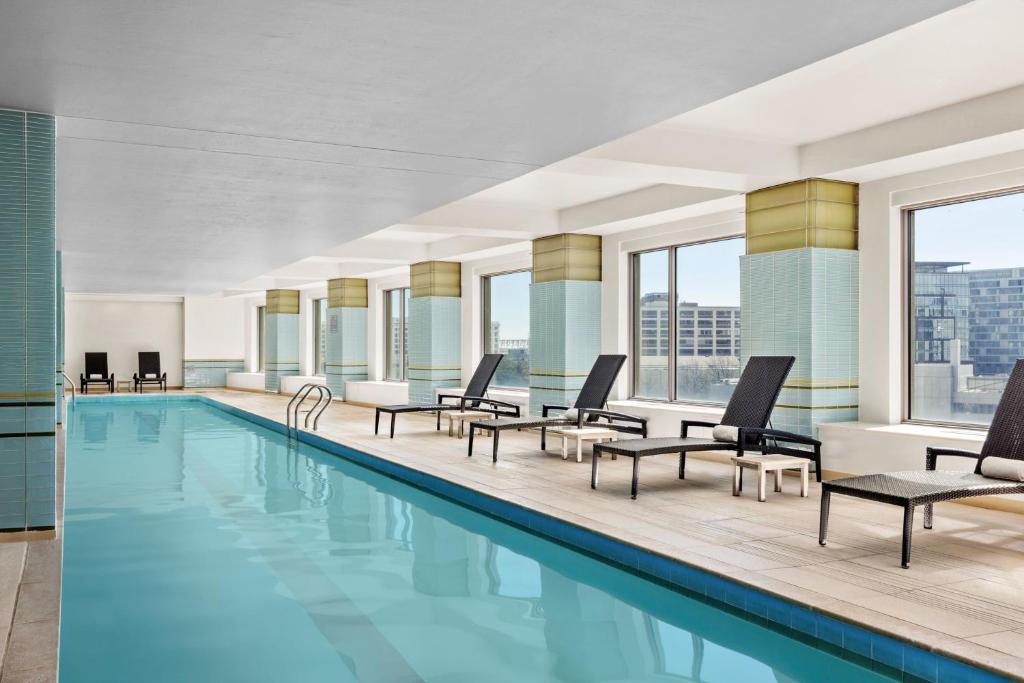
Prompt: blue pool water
<box><xmin>60</xmin><ymin>400</ymin><xmax>902</xmax><ymax>682</ymax></box>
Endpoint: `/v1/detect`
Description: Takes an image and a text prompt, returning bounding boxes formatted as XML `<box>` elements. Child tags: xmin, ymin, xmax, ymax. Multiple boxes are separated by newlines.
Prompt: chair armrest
<box><xmin>744</xmin><ymin>427</ymin><xmax>822</xmax><ymax>448</ymax></box>
<box><xmin>465</xmin><ymin>396</ymin><xmax>519</xmax><ymax>412</ymax></box>
<box><xmin>583</xmin><ymin>409</ymin><xmax>646</xmax><ymax>425</ymax></box>
<box><xmin>926</xmin><ymin>446</ymin><xmax>980</xmax><ymax>471</ymax></box>
<box><xmin>436</xmin><ymin>394</ymin><xmax>463</xmax><ymax>405</ymax></box>
<box><xmin>542</xmin><ymin>404</ymin><xmax>570</xmax><ymax>417</ymax></box>
<box><xmin>133</xmin><ymin>373</ymin><xmax>139</xmax><ymax>380</ymax></box>
<box><xmin>680</xmin><ymin>420</ymin><xmax>719</xmax><ymax>438</ymax></box>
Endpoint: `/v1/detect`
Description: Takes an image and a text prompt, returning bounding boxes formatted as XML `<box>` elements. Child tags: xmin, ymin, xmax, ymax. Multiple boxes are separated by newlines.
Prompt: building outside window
<box><xmin>313</xmin><ymin>298</ymin><xmax>327</xmax><ymax>375</ymax></box>
<box><xmin>384</xmin><ymin>287</ymin><xmax>410</xmax><ymax>381</ymax></box>
<box><xmin>632</xmin><ymin>237</ymin><xmax>743</xmax><ymax>403</ymax></box>
<box><xmin>482</xmin><ymin>270</ymin><xmax>530</xmax><ymax>389</ymax></box>
<box><xmin>906</xmin><ymin>189</ymin><xmax>1024</xmax><ymax>426</ymax></box>
<box><xmin>256</xmin><ymin>305</ymin><xmax>266</xmax><ymax>372</ymax></box>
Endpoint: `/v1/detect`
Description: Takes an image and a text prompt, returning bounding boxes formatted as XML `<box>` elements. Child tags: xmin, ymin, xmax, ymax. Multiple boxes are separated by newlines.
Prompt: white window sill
<box><xmin>817</xmin><ymin>420</ymin><xmax>985</xmax><ymax>446</ymax></box>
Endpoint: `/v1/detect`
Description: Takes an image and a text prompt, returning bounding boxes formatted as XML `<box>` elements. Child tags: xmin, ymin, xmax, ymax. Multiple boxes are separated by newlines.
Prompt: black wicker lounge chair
<box><xmin>374</xmin><ymin>354</ymin><xmax>518</xmax><ymax>438</ymax></box>
<box><xmin>821</xmin><ymin>358</ymin><xmax>1024</xmax><ymax>568</ymax></box>
<box><xmin>80</xmin><ymin>352</ymin><xmax>114</xmax><ymax>394</ymax></box>
<box><xmin>467</xmin><ymin>354</ymin><xmax>645</xmax><ymax>462</ymax></box>
<box><xmin>133</xmin><ymin>352</ymin><xmax>167</xmax><ymax>392</ymax></box>
<box><xmin>591</xmin><ymin>356</ymin><xmax>820</xmax><ymax>499</ymax></box>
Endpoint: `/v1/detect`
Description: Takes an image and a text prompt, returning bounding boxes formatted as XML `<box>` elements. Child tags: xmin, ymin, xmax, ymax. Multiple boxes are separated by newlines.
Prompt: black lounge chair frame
<box><xmin>820</xmin><ymin>358</ymin><xmax>1024</xmax><ymax>568</ymax></box>
<box><xmin>133</xmin><ymin>352</ymin><xmax>168</xmax><ymax>392</ymax></box>
<box><xmin>374</xmin><ymin>354</ymin><xmax>518</xmax><ymax>438</ymax></box>
<box><xmin>590</xmin><ymin>356</ymin><xmax>821</xmax><ymax>499</ymax></box>
<box><xmin>80</xmin><ymin>352</ymin><xmax>114</xmax><ymax>394</ymax></box>
<box><xmin>467</xmin><ymin>355</ymin><xmax>643</xmax><ymax>462</ymax></box>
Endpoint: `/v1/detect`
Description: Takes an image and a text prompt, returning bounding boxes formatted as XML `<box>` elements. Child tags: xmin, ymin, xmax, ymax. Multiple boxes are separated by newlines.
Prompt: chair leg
<box><xmin>591</xmin><ymin>450</ymin><xmax>600</xmax><ymax>489</ymax></box>
<box><xmin>818</xmin><ymin>490</ymin><xmax>831</xmax><ymax>546</ymax></box>
<box><xmin>923</xmin><ymin>503</ymin><xmax>933</xmax><ymax>530</ymax></box>
<box><xmin>389</xmin><ymin>414</ymin><xmax>396</xmax><ymax>439</ymax></box>
<box><xmin>374</xmin><ymin>409</ymin><xmax>380</xmax><ymax>435</ymax></box>
<box><xmin>902</xmin><ymin>504</ymin><xmax>915</xmax><ymax>569</ymax></box>
<box><xmin>540</xmin><ymin>426</ymin><xmax>546</xmax><ymax>451</ymax></box>
<box><xmin>814</xmin><ymin>448</ymin><xmax>823</xmax><ymax>482</ymax></box>
<box><xmin>436</xmin><ymin>411</ymin><xmax>441</xmax><ymax>431</ymax></box>
<box><xmin>678</xmin><ymin>452</ymin><xmax>686</xmax><ymax>479</ymax></box>
<box><xmin>467</xmin><ymin>428</ymin><xmax>474</xmax><ymax>457</ymax></box>
<box><xmin>630</xmin><ymin>457</ymin><xmax>640</xmax><ymax>499</ymax></box>
<box><xmin>492</xmin><ymin>430</ymin><xmax>500</xmax><ymax>463</ymax></box>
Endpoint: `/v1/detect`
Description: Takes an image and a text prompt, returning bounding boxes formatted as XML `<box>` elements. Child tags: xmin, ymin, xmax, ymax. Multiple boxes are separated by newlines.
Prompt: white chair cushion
<box><xmin>712</xmin><ymin>425</ymin><xmax>739</xmax><ymax>443</ymax></box>
<box><xmin>980</xmin><ymin>456</ymin><xmax>1024</xmax><ymax>481</ymax></box>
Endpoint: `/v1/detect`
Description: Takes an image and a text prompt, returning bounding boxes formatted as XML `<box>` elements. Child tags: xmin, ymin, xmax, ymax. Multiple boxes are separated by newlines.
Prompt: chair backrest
<box><xmin>719</xmin><ymin>356</ymin><xmax>795</xmax><ymax>432</ymax></box>
<box><xmin>138</xmin><ymin>352</ymin><xmax>161</xmax><ymax>376</ymax></box>
<box><xmin>573</xmin><ymin>355</ymin><xmax>627</xmax><ymax>409</ymax></box>
<box><xmin>978</xmin><ymin>359</ymin><xmax>1024</xmax><ymax>469</ymax></box>
<box><xmin>464</xmin><ymin>354</ymin><xmax>504</xmax><ymax>398</ymax></box>
<box><xmin>84</xmin><ymin>352</ymin><xmax>109</xmax><ymax>378</ymax></box>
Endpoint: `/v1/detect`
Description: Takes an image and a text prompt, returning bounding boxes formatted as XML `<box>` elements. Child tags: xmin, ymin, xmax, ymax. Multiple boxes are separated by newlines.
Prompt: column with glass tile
<box><xmin>407</xmin><ymin>262</ymin><xmax>461</xmax><ymax>404</ymax></box>
<box><xmin>528</xmin><ymin>234</ymin><xmax>602</xmax><ymax>416</ymax></box>
<box><xmin>324</xmin><ymin>278</ymin><xmax>368</xmax><ymax>400</ymax></box>
<box><xmin>263</xmin><ymin>289</ymin><xmax>300</xmax><ymax>393</ymax></box>
<box><xmin>0</xmin><ymin>109</ymin><xmax>57</xmax><ymax>531</ymax></box>
<box><xmin>740</xmin><ymin>178</ymin><xmax>860</xmax><ymax>437</ymax></box>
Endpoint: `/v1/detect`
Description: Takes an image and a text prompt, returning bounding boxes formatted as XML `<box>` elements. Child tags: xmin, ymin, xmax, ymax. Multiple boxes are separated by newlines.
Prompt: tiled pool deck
<box><xmin>10</xmin><ymin>389</ymin><xmax>1024</xmax><ymax>682</ymax></box>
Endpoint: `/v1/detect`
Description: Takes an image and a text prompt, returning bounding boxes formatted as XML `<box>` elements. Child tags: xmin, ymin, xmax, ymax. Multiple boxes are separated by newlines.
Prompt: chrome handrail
<box><xmin>62</xmin><ymin>372</ymin><xmax>76</xmax><ymax>403</ymax></box>
<box><xmin>286</xmin><ymin>383</ymin><xmax>332</xmax><ymax>439</ymax></box>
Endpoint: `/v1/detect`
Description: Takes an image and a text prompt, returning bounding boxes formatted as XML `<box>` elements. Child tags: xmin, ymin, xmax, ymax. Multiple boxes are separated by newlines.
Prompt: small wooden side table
<box><xmin>731</xmin><ymin>454</ymin><xmax>809</xmax><ymax>502</ymax></box>
<box><xmin>545</xmin><ymin>426</ymin><xmax>619</xmax><ymax>463</ymax></box>
<box><xmin>446</xmin><ymin>410</ymin><xmax>494</xmax><ymax>438</ymax></box>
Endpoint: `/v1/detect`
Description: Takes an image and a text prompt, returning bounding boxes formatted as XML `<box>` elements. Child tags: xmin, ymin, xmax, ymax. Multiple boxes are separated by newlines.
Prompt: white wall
<box><xmin>183</xmin><ymin>296</ymin><xmax>246</xmax><ymax>361</ymax></box>
<box><xmin>66</xmin><ymin>294</ymin><xmax>184</xmax><ymax>387</ymax></box>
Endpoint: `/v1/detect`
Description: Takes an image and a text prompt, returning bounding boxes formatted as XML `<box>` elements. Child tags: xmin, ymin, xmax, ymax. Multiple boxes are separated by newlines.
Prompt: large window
<box><xmin>257</xmin><ymin>305</ymin><xmax>266</xmax><ymax>372</ymax></box>
<box><xmin>906</xmin><ymin>189</ymin><xmax>1024</xmax><ymax>426</ymax></box>
<box><xmin>384</xmin><ymin>287</ymin><xmax>410</xmax><ymax>381</ymax></box>
<box><xmin>482</xmin><ymin>270</ymin><xmax>530</xmax><ymax>389</ymax></box>
<box><xmin>632</xmin><ymin>237</ymin><xmax>743</xmax><ymax>403</ymax></box>
<box><xmin>313</xmin><ymin>298</ymin><xmax>327</xmax><ymax>376</ymax></box>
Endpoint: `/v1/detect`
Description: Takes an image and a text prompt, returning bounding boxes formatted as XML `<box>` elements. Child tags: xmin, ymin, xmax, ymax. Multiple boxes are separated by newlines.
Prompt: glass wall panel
<box><xmin>257</xmin><ymin>305</ymin><xmax>266</xmax><ymax>372</ymax></box>
<box><xmin>908</xmin><ymin>190</ymin><xmax>1024</xmax><ymax>425</ymax></box>
<box><xmin>675</xmin><ymin>239</ymin><xmax>743</xmax><ymax>403</ymax></box>
<box><xmin>633</xmin><ymin>249</ymin><xmax>670</xmax><ymax>400</ymax></box>
<box><xmin>384</xmin><ymin>288</ymin><xmax>410</xmax><ymax>381</ymax></box>
<box><xmin>482</xmin><ymin>270</ymin><xmax>531</xmax><ymax>389</ymax></box>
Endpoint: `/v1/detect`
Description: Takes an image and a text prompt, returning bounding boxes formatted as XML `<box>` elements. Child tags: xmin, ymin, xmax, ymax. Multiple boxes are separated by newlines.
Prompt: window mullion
<box><xmin>668</xmin><ymin>249</ymin><xmax>678</xmax><ymax>402</ymax></box>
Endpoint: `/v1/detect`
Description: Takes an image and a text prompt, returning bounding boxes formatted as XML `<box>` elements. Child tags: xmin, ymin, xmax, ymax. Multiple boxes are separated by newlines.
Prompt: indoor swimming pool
<box><xmin>59</xmin><ymin>398</ymin><xmax>933</xmax><ymax>682</ymax></box>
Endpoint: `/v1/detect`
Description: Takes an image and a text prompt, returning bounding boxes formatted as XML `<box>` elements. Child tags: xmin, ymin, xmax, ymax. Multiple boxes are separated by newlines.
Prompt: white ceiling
<box><xmin>0</xmin><ymin>0</ymin><xmax>965</xmax><ymax>293</ymax></box>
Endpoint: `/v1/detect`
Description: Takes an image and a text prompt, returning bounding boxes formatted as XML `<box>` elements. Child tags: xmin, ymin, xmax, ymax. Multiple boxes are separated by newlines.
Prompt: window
<box><xmin>256</xmin><ymin>305</ymin><xmax>266</xmax><ymax>372</ymax></box>
<box><xmin>906</xmin><ymin>189</ymin><xmax>1024</xmax><ymax>426</ymax></box>
<box><xmin>482</xmin><ymin>270</ymin><xmax>530</xmax><ymax>389</ymax></box>
<box><xmin>632</xmin><ymin>237</ymin><xmax>743</xmax><ymax>403</ymax></box>
<box><xmin>384</xmin><ymin>287</ymin><xmax>410</xmax><ymax>381</ymax></box>
<box><xmin>313</xmin><ymin>298</ymin><xmax>327</xmax><ymax>376</ymax></box>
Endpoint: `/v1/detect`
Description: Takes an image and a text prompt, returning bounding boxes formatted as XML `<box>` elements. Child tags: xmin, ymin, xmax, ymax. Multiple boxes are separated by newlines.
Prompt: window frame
<box><xmin>313</xmin><ymin>297</ymin><xmax>327</xmax><ymax>376</ymax></box>
<box><xmin>383</xmin><ymin>287</ymin><xmax>410</xmax><ymax>382</ymax></box>
<box><xmin>629</xmin><ymin>234</ymin><xmax>744</xmax><ymax>405</ymax></box>
<box><xmin>481</xmin><ymin>268</ymin><xmax>532</xmax><ymax>392</ymax></box>
<box><xmin>902</xmin><ymin>184</ymin><xmax>1024</xmax><ymax>430</ymax></box>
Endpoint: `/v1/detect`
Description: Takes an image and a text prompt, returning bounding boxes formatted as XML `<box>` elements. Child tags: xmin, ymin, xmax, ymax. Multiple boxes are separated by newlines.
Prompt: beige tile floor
<box><xmin>10</xmin><ymin>389</ymin><xmax>1024</xmax><ymax>681</ymax></box>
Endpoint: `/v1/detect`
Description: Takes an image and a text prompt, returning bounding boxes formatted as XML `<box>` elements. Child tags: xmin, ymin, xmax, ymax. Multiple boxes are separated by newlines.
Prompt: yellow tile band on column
<box><xmin>266</xmin><ymin>289</ymin><xmax>300</xmax><ymax>314</ymax></box>
<box><xmin>328</xmin><ymin>278</ymin><xmax>368</xmax><ymax>308</ymax></box>
<box><xmin>532</xmin><ymin>233</ymin><xmax>602</xmax><ymax>283</ymax></box>
<box><xmin>746</xmin><ymin>178</ymin><xmax>858</xmax><ymax>254</ymax></box>
<box><xmin>410</xmin><ymin>261</ymin><xmax>461</xmax><ymax>298</ymax></box>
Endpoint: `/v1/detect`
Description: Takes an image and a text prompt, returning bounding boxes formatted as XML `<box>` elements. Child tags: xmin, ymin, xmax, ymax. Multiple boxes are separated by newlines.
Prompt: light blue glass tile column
<box><xmin>325</xmin><ymin>278</ymin><xmax>368</xmax><ymax>400</ymax></box>
<box><xmin>529</xmin><ymin>234</ymin><xmax>602</xmax><ymax>416</ymax></box>
<box><xmin>264</xmin><ymin>290</ymin><xmax>300</xmax><ymax>393</ymax></box>
<box><xmin>0</xmin><ymin>109</ymin><xmax>56</xmax><ymax>531</ymax></box>
<box><xmin>408</xmin><ymin>262</ymin><xmax>461</xmax><ymax>405</ymax></box>
<box><xmin>55</xmin><ymin>250</ymin><xmax>63</xmax><ymax>424</ymax></box>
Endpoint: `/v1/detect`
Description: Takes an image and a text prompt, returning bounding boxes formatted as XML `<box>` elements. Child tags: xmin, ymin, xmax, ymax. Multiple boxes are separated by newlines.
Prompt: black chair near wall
<box><xmin>80</xmin><ymin>352</ymin><xmax>114</xmax><ymax>394</ymax></box>
<box><xmin>133</xmin><ymin>352</ymin><xmax>168</xmax><ymax>392</ymax></box>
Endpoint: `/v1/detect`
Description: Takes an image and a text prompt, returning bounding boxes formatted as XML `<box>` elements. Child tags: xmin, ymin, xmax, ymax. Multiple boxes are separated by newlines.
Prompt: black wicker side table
<box><xmin>820</xmin><ymin>470</ymin><xmax>1024</xmax><ymax>568</ymax></box>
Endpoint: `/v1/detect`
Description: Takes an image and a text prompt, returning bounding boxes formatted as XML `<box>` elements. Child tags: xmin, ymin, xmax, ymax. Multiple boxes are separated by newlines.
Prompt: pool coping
<box><xmin>73</xmin><ymin>393</ymin><xmax>1018</xmax><ymax>683</ymax></box>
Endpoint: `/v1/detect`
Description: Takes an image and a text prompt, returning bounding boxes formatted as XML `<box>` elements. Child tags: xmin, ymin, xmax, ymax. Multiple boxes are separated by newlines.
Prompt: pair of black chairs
<box><xmin>80</xmin><ymin>352</ymin><xmax>167</xmax><ymax>393</ymax></box>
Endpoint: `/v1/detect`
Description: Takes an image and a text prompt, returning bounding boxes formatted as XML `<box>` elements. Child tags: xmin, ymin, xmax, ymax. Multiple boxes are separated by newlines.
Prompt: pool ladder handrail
<box><xmin>62</xmin><ymin>372</ymin><xmax>76</xmax><ymax>403</ymax></box>
<box><xmin>286</xmin><ymin>383</ymin><xmax>332</xmax><ymax>439</ymax></box>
